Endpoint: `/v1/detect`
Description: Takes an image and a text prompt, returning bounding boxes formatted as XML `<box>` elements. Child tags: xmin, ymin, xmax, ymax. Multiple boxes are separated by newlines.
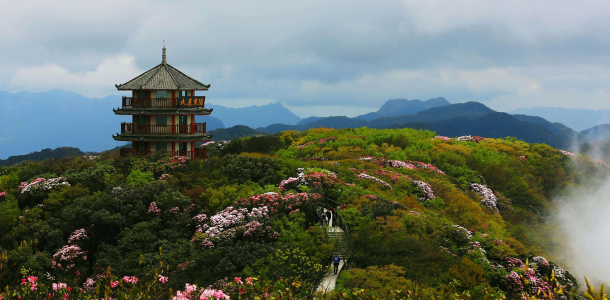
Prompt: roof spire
<box><xmin>162</xmin><ymin>40</ymin><xmax>167</xmax><ymax>64</ymax></box>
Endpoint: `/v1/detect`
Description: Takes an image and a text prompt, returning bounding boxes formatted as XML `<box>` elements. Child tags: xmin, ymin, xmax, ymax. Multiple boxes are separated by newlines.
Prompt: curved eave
<box><xmin>115</xmin><ymin>86</ymin><xmax>210</xmax><ymax>91</ymax></box>
<box><xmin>113</xmin><ymin>108</ymin><xmax>213</xmax><ymax>115</ymax></box>
<box><xmin>113</xmin><ymin>134</ymin><xmax>213</xmax><ymax>142</ymax></box>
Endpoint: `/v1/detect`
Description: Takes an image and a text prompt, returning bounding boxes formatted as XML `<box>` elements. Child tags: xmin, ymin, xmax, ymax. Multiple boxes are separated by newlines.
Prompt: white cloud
<box><xmin>8</xmin><ymin>55</ymin><xmax>141</xmax><ymax>98</ymax></box>
<box><xmin>401</xmin><ymin>0</ymin><xmax>610</xmax><ymax>42</ymax></box>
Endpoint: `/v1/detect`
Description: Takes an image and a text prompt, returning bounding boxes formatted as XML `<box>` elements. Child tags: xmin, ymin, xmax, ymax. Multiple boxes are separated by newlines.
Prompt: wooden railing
<box><xmin>122</xmin><ymin>97</ymin><xmax>173</xmax><ymax>108</ymax></box>
<box><xmin>121</xmin><ymin>96</ymin><xmax>207</xmax><ymax>108</ymax></box>
<box><xmin>120</xmin><ymin>122</ymin><xmax>206</xmax><ymax>135</ymax></box>
<box><xmin>119</xmin><ymin>148</ymin><xmax>207</xmax><ymax>160</ymax></box>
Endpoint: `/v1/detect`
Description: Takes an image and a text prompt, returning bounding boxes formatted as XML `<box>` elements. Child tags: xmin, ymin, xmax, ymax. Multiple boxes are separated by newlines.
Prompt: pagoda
<box><xmin>113</xmin><ymin>47</ymin><xmax>213</xmax><ymax>159</ymax></box>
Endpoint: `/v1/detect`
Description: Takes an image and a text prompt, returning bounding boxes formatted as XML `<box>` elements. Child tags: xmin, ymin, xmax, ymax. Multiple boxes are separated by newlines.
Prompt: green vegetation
<box><xmin>0</xmin><ymin>127</ymin><xmax>606</xmax><ymax>299</ymax></box>
<box><xmin>207</xmin><ymin>124</ymin><xmax>267</xmax><ymax>141</ymax></box>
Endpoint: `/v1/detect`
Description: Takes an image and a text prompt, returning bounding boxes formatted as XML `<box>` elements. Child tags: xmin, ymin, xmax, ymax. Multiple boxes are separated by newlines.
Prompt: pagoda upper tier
<box><xmin>115</xmin><ymin>48</ymin><xmax>210</xmax><ymax>91</ymax></box>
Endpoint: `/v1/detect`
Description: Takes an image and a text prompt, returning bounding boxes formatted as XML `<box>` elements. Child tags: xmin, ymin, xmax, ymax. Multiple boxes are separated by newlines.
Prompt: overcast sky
<box><xmin>3</xmin><ymin>0</ymin><xmax>610</xmax><ymax>117</ymax></box>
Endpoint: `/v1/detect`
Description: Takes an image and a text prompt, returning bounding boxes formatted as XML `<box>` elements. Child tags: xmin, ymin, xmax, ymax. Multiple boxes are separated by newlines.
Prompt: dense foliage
<box><xmin>0</xmin><ymin>127</ymin><xmax>607</xmax><ymax>299</ymax></box>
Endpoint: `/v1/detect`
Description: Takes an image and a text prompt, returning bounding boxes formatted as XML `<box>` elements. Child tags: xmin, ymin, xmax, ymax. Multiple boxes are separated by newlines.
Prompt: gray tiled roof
<box><xmin>116</xmin><ymin>49</ymin><xmax>210</xmax><ymax>91</ymax></box>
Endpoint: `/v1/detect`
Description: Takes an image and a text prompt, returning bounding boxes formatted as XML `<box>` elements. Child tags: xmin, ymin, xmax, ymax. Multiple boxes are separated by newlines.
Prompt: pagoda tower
<box><xmin>113</xmin><ymin>47</ymin><xmax>213</xmax><ymax>159</ymax></box>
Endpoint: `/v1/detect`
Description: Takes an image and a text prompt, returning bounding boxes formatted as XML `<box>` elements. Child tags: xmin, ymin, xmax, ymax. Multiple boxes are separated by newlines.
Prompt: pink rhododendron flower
<box><xmin>470</xmin><ymin>183</ymin><xmax>499</xmax><ymax>213</ymax></box>
<box><xmin>122</xmin><ymin>276</ymin><xmax>138</xmax><ymax>284</ymax></box>
<box><xmin>234</xmin><ymin>277</ymin><xmax>243</xmax><ymax>284</ymax></box>
<box><xmin>413</xmin><ymin>180</ymin><xmax>435</xmax><ymax>201</ymax></box>
<box><xmin>158</xmin><ymin>275</ymin><xmax>168</xmax><ymax>284</ymax></box>
<box><xmin>185</xmin><ymin>283</ymin><xmax>197</xmax><ymax>294</ymax></box>
<box><xmin>110</xmin><ymin>281</ymin><xmax>119</xmax><ymax>288</ymax></box>
<box><xmin>53</xmin><ymin>283</ymin><xmax>67</xmax><ymax>291</ymax></box>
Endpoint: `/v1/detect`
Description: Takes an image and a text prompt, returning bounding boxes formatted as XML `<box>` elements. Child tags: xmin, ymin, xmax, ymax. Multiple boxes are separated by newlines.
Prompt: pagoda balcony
<box><xmin>121</xmin><ymin>96</ymin><xmax>206</xmax><ymax>109</ymax></box>
<box><xmin>119</xmin><ymin>148</ymin><xmax>207</xmax><ymax>160</ymax></box>
<box><xmin>120</xmin><ymin>122</ymin><xmax>206</xmax><ymax>135</ymax></box>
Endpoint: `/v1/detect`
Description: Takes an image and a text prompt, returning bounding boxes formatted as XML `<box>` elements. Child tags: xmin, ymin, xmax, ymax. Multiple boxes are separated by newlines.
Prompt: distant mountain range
<box><xmin>510</xmin><ymin>107</ymin><xmax>610</xmax><ymax>131</ymax></box>
<box><xmin>5</xmin><ymin>89</ymin><xmax>610</xmax><ymax>159</ymax></box>
<box><xmin>255</xmin><ymin>101</ymin><xmax>579</xmax><ymax>148</ymax></box>
<box><xmin>355</xmin><ymin>97</ymin><xmax>451</xmax><ymax>121</ymax></box>
<box><xmin>204</xmin><ymin>102</ymin><xmax>301</xmax><ymax>128</ymax></box>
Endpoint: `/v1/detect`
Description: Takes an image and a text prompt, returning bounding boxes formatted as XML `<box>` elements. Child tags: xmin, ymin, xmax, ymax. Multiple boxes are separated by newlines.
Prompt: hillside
<box><xmin>207</xmin><ymin>125</ymin><xmax>266</xmax><ymax>140</ymax></box>
<box><xmin>257</xmin><ymin>102</ymin><xmax>572</xmax><ymax>148</ymax></box>
<box><xmin>0</xmin><ymin>147</ymin><xmax>85</xmax><ymax>166</ymax></box>
<box><xmin>370</xmin><ymin>101</ymin><xmax>495</xmax><ymax>128</ymax></box>
<box><xmin>0</xmin><ymin>127</ymin><xmax>604</xmax><ymax>299</ymax></box>
<box><xmin>433</xmin><ymin>112</ymin><xmax>566</xmax><ymax>147</ymax></box>
<box><xmin>510</xmin><ymin>106</ymin><xmax>610</xmax><ymax>131</ymax></box>
<box><xmin>512</xmin><ymin>114</ymin><xmax>580</xmax><ymax>141</ymax></box>
<box><xmin>355</xmin><ymin>97</ymin><xmax>451</xmax><ymax>121</ymax></box>
<box><xmin>580</xmin><ymin>124</ymin><xmax>610</xmax><ymax>142</ymax></box>
<box><xmin>207</xmin><ymin>102</ymin><xmax>301</xmax><ymax>128</ymax></box>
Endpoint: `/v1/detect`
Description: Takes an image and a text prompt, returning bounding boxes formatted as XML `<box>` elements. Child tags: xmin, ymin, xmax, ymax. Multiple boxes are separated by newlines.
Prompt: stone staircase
<box><xmin>327</xmin><ymin>227</ymin><xmax>349</xmax><ymax>259</ymax></box>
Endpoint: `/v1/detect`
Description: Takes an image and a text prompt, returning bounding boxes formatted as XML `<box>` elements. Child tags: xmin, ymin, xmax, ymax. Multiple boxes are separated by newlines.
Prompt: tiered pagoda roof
<box><xmin>115</xmin><ymin>48</ymin><xmax>210</xmax><ymax>91</ymax></box>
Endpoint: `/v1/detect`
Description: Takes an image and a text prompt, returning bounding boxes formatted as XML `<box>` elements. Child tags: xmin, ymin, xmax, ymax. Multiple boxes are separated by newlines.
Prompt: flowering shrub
<box><xmin>160</xmin><ymin>173</ymin><xmax>170</xmax><ymax>181</ymax></box>
<box><xmin>594</xmin><ymin>158</ymin><xmax>608</xmax><ymax>167</ymax></box>
<box><xmin>409</xmin><ymin>161</ymin><xmax>446</xmax><ymax>174</ymax></box>
<box><xmin>200</xmin><ymin>140</ymin><xmax>230</xmax><ymax>150</ymax></box>
<box><xmin>503</xmin><ymin>257</ymin><xmax>574</xmax><ymax>299</ymax></box>
<box><xmin>18</xmin><ymin>177</ymin><xmax>70</xmax><ymax>193</ymax></box>
<box><xmin>192</xmin><ymin>205</ymin><xmax>279</xmax><ymax>248</ymax></box>
<box><xmin>0</xmin><ymin>191</ymin><xmax>5</xmax><ymax>197</ymax></box>
<box><xmin>412</xmin><ymin>180</ymin><xmax>435</xmax><ymax>202</ymax></box>
<box><xmin>297</xmin><ymin>136</ymin><xmax>337</xmax><ymax>149</ymax></box>
<box><xmin>558</xmin><ymin>149</ymin><xmax>576</xmax><ymax>157</ymax></box>
<box><xmin>457</xmin><ymin>135</ymin><xmax>473</xmax><ymax>141</ymax></box>
<box><xmin>51</xmin><ymin>244</ymin><xmax>87</xmax><ymax>270</ymax></box>
<box><xmin>470</xmin><ymin>183</ymin><xmax>499</xmax><ymax>213</ymax></box>
<box><xmin>434</xmin><ymin>136</ymin><xmax>451</xmax><ymax>141</ymax></box>
<box><xmin>472</xmin><ymin>136</ymin><xmax>485</xmax><ymax>143</ymax></box>
<box><xmin>147</xmin><ymin>202</ymin><xmax>162</xmax><ymax>215</ymax></box>
<box><xmin>279</xmin><ymin>168</ymin><xmax>307</xmax><ymax>190</ymax></box>
<box><xmin>156</xmin><ymin>156</ymin><xmax>190</xmax><ymax>172</ymax></box>
<box><xmin>67</xmin><ymin>228</ymin><xmax>88</xmax><ymax>244</ymax></box>
<box><xmin>351</xmin><ymin>168</ymin><xmax>411</xmax><ymax>184</ymax></box>
<box><xmin>82</xmin><ymin>155</ymin><xmax>99</xmax><ymax>161</ymax></box>
<box><xmin>235</xmin><ymin>192</ymin><xmax>321</xmax><ymax>214</ymax></box>
<box><xmin>356</xmin><ymin>173</ymin><xmax>393</xmax><ymax>190</ymax></box>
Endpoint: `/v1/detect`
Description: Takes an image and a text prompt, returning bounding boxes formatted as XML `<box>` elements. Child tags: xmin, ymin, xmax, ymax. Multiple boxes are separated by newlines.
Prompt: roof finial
<box><xmin>162</xmin><ymin>39</ymin><xmax>167</xmax><ymax>64</ymax></box>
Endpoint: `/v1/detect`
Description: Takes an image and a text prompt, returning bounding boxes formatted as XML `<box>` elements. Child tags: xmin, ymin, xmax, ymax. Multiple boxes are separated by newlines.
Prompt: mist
<box><xmin>553</xmin><ymin>158</ymin><xmax>610</xmax><ymax>285</ymax></box>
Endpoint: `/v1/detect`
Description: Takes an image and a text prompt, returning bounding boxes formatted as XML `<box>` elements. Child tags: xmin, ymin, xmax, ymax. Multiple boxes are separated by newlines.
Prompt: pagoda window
<box><xmin>156</xmin><ymin>143</ymin><xmax>167</xmax><ymax>152</ymax></box>
<box><xmin>136</xmin><ymin>115</ymin><xmax>148</xmax><ymax>125</ymax></box>
<box><xmin>179</xmin><ymin>142</ymin><xmax>187</xmax><ymax>152</ymax></box>
<box><xmin>157</xmin><ymin>91</ymin><xmax>168</xmax><ymax>99</ymax></box>
<box><xmin>156</xmin><ymin>116</ymin><xmax>168</xmax><ymax>126</ymax></box>
<box><xmin>135</xmin><ymin>91</ymin><xmax>150</xmax><ymax>99</ymax></box>
<box><xmin>135</xmin><ymin>142</ymin><xmax>147</xmax><ymax>152</ymax></box>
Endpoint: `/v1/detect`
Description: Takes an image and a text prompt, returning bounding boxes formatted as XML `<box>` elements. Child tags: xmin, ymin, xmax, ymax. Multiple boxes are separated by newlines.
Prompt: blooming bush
<box><xmin>434</xmin><ymin>136</ymin><xmax>451</xmax><ymax>141</ymax></box>
<box><xmin>18</xmin><ymin>177</ymin><xmax>70</xmax><ymax>193</ymax></box>
<box><xmin>192</xmin><ymin>205</ymin><xmax>279</xmax><ymax>248</ymax></box>
<box><xmin>235</xmin><ymin>192</ymin><xmax>321</xmax><ymax>215</ymax></box>
<box><xmin>470</xmin><ymin>183</ymin><xmax>499</xmax><ymax>213</ymax></box>
<box><xmin>412</xmin><ymin>180</ymin><xmax>435</xmax><ymax>202</ymax></box>
<box><xmin>297</xmin><ymin>136</ymin><xmax>337</xmax><ymax>149</ymax></box>
<box><xmin>356</xmin><ymin>173</ymin><xmax>393</xmax><ymax>190</ymax></box>
<box><xmin>558</xmin><ymin>149</ymin><xmax>576</xmax><ymax>157</ymax></box>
